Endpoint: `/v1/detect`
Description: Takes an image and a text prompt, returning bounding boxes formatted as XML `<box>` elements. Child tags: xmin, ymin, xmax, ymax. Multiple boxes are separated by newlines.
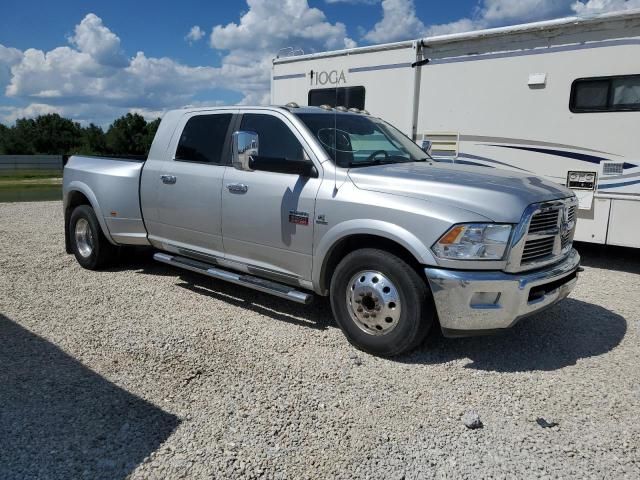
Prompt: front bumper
<box><xmin>425</xmin><ymin>249</ymin><xmax>580</xmax><ymax>336</ymax></box>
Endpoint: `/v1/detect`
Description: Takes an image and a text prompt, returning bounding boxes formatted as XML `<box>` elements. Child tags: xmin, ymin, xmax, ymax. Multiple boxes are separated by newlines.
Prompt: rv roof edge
<box><xmin>272</xmin><ymin>8</ymin><xmax>640</xmax><ymax>64</ymax></box>
<box><xmin>272</xmin><ymin>40</ymin><xmax>416</xmax><ymax>64</ymax></box>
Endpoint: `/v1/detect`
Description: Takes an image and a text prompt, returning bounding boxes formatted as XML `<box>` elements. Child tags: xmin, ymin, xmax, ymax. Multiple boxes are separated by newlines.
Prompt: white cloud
<box><xmin>479</xmin><ymin>0</ymin><xmax>572</xmax><ymax>24</ymax></box>
<box><xmin>424</xmin><ymin>18</ymin><xmax>480</xmax><ymax>37</ymax></box>
<box><xmin>422</xmin><ymin>1</ymin><xmax>577</xmax><ymax>37</ymax></box>
<box><xmin>325</xmin><ymin>0</ymin><xmax>378</xmax><ymax>4</ymax></box>
<box><xmin>363</xmin><ymin>0</ymin><xmax>425</xmax><ymax>43</ymax></box>
<box><xmin>68</xmin><ymin>13</ymin><xmax>127</xmax><ymax>67</ymax></box>
<box><xmin>185</xmin><ymin>25</ymin><xmax>205</xmax><ymax>43</ymax></box>
<box><xmin>572</xmin><ymin>0</ymin><xmax>640</xmax><ymax>14</ymax></box>
<box><xmin>0</xmin><ymin>44</ymin><xmax>23</xmax><ymax>91</ymax></box>
<box><xmin>210</xmin><ymin>0</ymin><xmax>357</xmax><ymax>103</ymax></box>
<box><xmin>1</xmin><ymin>14</ymin><xmax>225</xmax><ymax>125</ymax></box>
<box><xmin>422</xmin><ymin>0</ymin><xmax>639</xmax><ymax>38</ymax></box>
<box><xmin>1</xmin><ymin>3</ymin><xmax>359</xmax><ymax>124</ymax></box>
<box><xmin>211</xmin><ymin>0</ymin><xmax>354</xmax><ymax>52</ymax></box>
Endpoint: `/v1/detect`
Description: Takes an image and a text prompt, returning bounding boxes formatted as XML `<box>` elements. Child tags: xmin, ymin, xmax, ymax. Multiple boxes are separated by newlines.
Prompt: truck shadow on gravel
<box><xmin>575</xmin><ymin>242</ymin><xmax>640</xmax><ymax>275</ymax></box>
<box><xmin>175</xmin><ymin>274</ymin><xmax>336</xmax><ymax>332</ymax></box>
<box><xmin>122</xmin><ymin>249</ymin><xmax>627</xmax><ymax>373</ymax></box>
<box><xmin>405</xmin><ymin>298</ymin><xmax>627</xmax><ymax>372</ymax></box>
<box><xmin>0</xmin><ymin>314</ymin><xmax>180</xmax><ymax>480</ymax></box>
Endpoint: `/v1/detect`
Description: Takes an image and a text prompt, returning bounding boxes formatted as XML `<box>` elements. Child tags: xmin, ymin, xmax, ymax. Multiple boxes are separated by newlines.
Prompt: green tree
<box><xmin>144</xmin><ymin>118</ymin><xmax>161</xmax><ymax>153</ymax></box>
<box><xmin>4</xmin><ymin>118</ymin><xmax>37</xmax><ymax>154</ymax></box>
<box><xmin>105</xmin><ymin>113</ymin><xmax>149</xmax><ymax>156</ymax></box>
<box><xmin>78</xmin><ymin>123</ymin><xmax>107</xmax><ymax>155</ymax></box>
<box><xmin>31</xmin><ymin>114</ymin><xmax>83</xmax><ymax>154</ymax></box>
<box><xmin>0</xmin><ymin>123</ymin><xmax>8</xmax><ymax>154</ymax></box>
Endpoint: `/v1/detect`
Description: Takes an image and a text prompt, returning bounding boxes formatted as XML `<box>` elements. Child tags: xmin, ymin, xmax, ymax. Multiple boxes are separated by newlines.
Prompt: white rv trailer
<box><xmin>271</xmin><ymin>10</ymin><xmax>640</xmax><ymax>248</ymax></box>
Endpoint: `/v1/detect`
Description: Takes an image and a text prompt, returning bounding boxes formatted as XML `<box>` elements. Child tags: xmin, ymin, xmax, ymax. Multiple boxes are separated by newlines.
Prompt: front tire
<box><xmin>330</xmin><ymin>248</ymin><xmax>433</xmax><ymax>357</ymax></box>
<box><xmin>69</xmin><ymin>205</ymin><xmax>117</xmax><ymax>270</ymax></box>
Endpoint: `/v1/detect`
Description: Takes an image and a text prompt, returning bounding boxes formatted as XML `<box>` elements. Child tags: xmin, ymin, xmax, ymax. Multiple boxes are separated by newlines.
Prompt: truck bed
<box><xmin>63</xmin><ymin>155</ymin><xmax>149</xmax><ymax>246</ymax></box>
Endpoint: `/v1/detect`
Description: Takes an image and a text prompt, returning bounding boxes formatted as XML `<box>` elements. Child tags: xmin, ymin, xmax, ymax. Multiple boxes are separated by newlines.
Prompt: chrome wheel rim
<box><xmin>346</xmin><ymin>270</ymin><xmax>401</xmax><ymax>336</ymax></box>
<box><xmin>74</xmin><ymin>218</ymin><xmax>94</xmax><ymax>258</ymax></box>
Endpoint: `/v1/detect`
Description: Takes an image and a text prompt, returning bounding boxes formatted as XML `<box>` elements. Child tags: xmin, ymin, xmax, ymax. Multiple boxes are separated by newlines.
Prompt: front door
<box><xmin>149</xmin><ymin>110</ymin><xmax>236</xmax><ymax>259</ymax></box>
<box><xmin>221</xmin><ymin>111</ymin><xmax>322</xmax><ymax>282</ymax></box>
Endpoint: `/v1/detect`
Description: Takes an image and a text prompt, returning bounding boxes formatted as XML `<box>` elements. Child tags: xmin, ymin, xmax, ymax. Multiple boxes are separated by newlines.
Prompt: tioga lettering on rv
<box><xmin>310</xmin><ymin>69</ymin><xmax>346</xmax><ymax>86</ymax></box>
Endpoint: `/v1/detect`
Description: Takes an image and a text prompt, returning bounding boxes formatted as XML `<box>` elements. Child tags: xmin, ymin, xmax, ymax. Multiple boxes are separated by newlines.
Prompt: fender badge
<box><xmin>289</xmin><ymin>210</ymin><xmax>309</xmax><ymax>226</ymax></box>
<box><xmin>316</xmin><ymin>214</ymin><xmax>328</xmax><ymax>225</ymax></box>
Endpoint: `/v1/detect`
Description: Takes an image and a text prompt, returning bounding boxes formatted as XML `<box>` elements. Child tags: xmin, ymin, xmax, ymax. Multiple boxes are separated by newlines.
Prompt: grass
<box><xmin>0</xmin><ymin>170</ymin><xmax>62</xmax><ymax>180</ymax></box>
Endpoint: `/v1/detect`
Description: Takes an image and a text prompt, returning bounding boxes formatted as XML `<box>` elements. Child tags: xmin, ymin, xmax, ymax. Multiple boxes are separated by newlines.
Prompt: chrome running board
<box><xmin>153</xmin><ymin>252</ymin><xmax>313</xmax><ymax>305</ymax></box>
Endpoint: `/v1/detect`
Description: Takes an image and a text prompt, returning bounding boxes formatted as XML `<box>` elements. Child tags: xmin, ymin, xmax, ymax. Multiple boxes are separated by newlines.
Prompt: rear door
<box><xmin>221</xmin><ymin>111</ymin><xmax>322</xmax><ymax>282</ymax></box>
<box><xmin>148</xmin><ymin>110</ymin><xmax>237</xmax><ymax>259</ymax></box>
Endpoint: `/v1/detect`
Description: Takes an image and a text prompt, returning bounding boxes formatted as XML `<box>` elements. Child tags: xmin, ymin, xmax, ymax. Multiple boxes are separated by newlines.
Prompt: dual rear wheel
<box><xmin>69</xmin><ymin>205</ymin><xmax>117</xmax><ymax>270</ymax></box>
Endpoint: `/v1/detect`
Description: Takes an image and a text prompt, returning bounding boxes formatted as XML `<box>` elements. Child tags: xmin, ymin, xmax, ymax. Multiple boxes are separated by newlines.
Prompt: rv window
<box><xmin>308</xmin><ymin>86</ymin><xmax>365</xmax><ymax>110</ymax></box>
<box><xmin>571</xmin><ymin>75</ymin><xmax>640</xmax><ymax>113</ymax></box>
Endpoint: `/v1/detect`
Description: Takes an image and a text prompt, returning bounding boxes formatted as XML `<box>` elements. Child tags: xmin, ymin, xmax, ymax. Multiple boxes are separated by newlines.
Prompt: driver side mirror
<box><xmin>421</xmin><ymin>139</ymin><xmax>433</xmax><ymax>156</ymax></box>
<box><xmin>232</xmin><ymin>131</ymin><xmax>259</xmax><ymax>171</ymax></box>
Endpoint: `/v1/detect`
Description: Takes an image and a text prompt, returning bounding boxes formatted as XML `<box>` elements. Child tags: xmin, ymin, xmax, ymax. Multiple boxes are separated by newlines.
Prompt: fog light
<box><xmin>470</xmin><ymin>292</ymin><xmax>501</xmax><ymax>308</ymax></box>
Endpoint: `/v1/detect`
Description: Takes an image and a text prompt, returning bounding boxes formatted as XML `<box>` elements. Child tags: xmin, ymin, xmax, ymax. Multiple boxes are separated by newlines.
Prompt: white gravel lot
<box><xmin>1</xmin><ymin>200</ymin><xmax>639</xmax><ymax>479</ymax></box>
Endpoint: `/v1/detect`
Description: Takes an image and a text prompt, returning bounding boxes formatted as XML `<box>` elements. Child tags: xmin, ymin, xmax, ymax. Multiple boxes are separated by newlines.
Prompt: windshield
<box><xmin>295</xmin><ymin>113</ymin><xmax>429</xmax><ymax>168</ymax></box>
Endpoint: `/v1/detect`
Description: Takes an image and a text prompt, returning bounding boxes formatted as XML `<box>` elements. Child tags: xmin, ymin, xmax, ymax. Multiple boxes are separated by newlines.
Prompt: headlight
<box><xmin>432</xmin><ymin>224</ymin><xmax>512</xmax><ymax>260</ymax></box>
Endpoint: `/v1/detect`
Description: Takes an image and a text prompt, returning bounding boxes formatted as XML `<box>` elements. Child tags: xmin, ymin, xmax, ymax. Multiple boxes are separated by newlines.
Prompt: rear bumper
<box><xmin>425</xmin><ymin>249</ymin><xmax>580</xmax><ymax>335</ymax></box>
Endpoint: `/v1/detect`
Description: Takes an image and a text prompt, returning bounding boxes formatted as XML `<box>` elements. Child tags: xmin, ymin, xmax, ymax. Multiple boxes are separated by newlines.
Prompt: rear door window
<box><xmin>175</xmin><ymin>113</ymin><xmax>233</xmax><ymax>164</ymax></box>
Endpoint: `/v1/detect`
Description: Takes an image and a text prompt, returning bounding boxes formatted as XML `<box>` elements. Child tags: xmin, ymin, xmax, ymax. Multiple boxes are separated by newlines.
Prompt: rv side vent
<box><xmin>601</xmin><ymin>161</ymin><xmax>624</xmax><ymax>176</ymax></box>
<box><xmin>421</xmin><ymin>132</ymin><xmax>459</xmax><ymax>159</ymax></box>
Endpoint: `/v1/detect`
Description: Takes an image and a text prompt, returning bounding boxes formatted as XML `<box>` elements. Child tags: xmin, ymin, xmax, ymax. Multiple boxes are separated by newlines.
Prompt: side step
<box><xmin>153</xmin><ymin>252</ymin><xmax>313</xmax><ymax>305</ymax></box>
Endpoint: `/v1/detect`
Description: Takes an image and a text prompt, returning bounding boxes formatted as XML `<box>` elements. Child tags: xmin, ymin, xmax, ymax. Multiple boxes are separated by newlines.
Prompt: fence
<box><xmin>0</xmin><ymin>155</ymin><xmax>63</xmax><ymax>175</ymax></box>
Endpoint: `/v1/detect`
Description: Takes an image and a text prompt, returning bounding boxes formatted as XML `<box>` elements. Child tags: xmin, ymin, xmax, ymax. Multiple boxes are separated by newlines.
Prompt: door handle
<box><xmin>226</xmin><ymin>183</ymin><xmax>248</xmax><ymax>193</ymax></box>
<box><xmin>160</xmin><ymin>175</ymin><xmax>177</xmax><ymax>184</ymax></box>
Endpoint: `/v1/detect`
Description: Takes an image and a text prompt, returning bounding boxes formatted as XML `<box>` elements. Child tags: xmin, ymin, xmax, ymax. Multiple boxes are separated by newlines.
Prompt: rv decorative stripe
<box><xmin>273</xmin><ymin>73</ymin><xmax>306</xmax><ymax>80</ymax></box>
<box><xmin>458</xmin><ymin>153</ymin><xmax>531</xmax><ymax>172</ymax></box>
<box><xmin>598</xmin><ymin>178</ymin><xmax>640</xmax><ymax>189</ymax></box>
<box><xmin>488</xmin><ymin>145</ymin><xmax>638</xmax><ymax>169</ymax></box>
<box><xmin>348</xmin><ymin>62</ymin><xmax>412</xmax><ymax>73</ymax></box>
<box><xmin>429</xmin><ymin>39</ymin><xmax>640</xmax><ymax>66</ymax></box>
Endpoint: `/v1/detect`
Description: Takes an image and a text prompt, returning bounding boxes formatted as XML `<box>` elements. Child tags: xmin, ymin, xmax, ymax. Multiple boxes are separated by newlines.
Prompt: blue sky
<box><xmin>0</xmin><ymin>0</ymin><xmax>637</xmax><ymax>126</ymax></box>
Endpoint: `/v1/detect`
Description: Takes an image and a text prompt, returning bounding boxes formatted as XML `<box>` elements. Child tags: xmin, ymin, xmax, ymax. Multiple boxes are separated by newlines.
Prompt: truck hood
<box><xmin>348</xmin><ymin>162</ymin><xmax>573</xmax><ymax>223</ymax></box>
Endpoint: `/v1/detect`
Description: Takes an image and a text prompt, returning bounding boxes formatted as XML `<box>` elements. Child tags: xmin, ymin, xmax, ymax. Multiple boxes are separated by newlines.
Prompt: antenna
<box><xmin>333</xmin><ymin>78</ymin><xmax>338</xmax><ymax>195</ymax></box>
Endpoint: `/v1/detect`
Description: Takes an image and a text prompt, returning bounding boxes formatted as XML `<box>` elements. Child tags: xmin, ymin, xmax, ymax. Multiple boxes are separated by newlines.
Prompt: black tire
<box><xmin>69</xmin><ymin>205</ymin><xmax>118</xmax><ymax>270</ymax></box>
<box><xmin>330</xmin><ymin>248</ymin><xmax>433</xmax><ymax>357</ymax></box>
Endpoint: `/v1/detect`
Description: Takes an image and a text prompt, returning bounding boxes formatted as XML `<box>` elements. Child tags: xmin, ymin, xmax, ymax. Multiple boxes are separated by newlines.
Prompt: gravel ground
<box><xmin>1</xmin><ymin>200</ymin><xmax>639</xmax><ymax>479</ymax></box>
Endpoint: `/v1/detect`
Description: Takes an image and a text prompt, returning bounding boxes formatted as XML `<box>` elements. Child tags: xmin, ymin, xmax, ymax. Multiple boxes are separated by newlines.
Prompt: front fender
<box><xmin>65</xmin><ymin>180</ymin><xmax>117</xmax><ymax>245</ymax></box>
<box><xmin>312</xmin><ymin>219</ymin><xmax>437</xmax><ymax>293</ymax></box>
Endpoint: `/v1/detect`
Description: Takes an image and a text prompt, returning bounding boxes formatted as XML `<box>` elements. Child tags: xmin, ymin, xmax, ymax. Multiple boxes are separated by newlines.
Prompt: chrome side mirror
<box><xmin>232</xmin><ymin>131</ymin><xmax>259</xmax><ymax>171</ymax></box>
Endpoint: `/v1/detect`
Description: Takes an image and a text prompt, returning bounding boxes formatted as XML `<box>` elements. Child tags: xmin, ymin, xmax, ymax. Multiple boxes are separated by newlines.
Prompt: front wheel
<box><xmin>330</xmin><ymin>248</ymin><xmax>433</xmax><ymax>357</ymax></box>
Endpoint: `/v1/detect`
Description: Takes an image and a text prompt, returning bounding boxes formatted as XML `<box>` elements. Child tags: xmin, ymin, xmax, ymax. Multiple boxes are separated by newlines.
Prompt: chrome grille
<box><xmin>522</xmin><ymin>236</ymin><xmax>555</xmax><ymax>262</ymax></box>
<box><xmin>506</xmin><ymin>197</ymin><xmax>578</xmax><ymax>272</ymax></box>
<box><xmin>528</xmin><ymin>210</ymin><xmax>560</xmax><ymax>234</ymax></box>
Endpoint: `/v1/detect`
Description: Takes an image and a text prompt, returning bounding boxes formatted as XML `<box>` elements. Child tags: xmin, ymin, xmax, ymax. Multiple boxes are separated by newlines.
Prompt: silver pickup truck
<box><xmin>63</xmin><ymin>105</ymin><xmax>580</xmax><ymax>356</ymax></box>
